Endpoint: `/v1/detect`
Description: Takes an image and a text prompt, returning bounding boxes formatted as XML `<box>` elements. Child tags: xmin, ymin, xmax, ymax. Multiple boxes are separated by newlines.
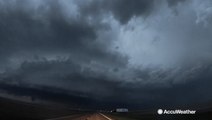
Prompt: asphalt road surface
<box><xmin>48</xmin><ymin>113</ymin><xmax>112</xmax><ymax>120</ymax></box>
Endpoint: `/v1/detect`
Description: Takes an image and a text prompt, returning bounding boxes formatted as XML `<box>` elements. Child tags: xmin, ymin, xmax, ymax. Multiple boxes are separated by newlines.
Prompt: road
<box><xmin>47</xmin><ymin>113</ymin><xmax>113</xmax><ymax>120</ymax></box>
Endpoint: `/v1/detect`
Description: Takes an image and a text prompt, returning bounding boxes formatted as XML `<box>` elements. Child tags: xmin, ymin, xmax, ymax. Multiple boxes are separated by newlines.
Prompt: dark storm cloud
<box><xmin>0</xmin><ymin>0</ymin><xmax>128</xmax><ymax>69</ymax></box>
<box><xmin>167</xmin><ymin>0</ymin><xmax>187</xmax><ymax>7</ymax></box>
<box><xmin>0</xmin><ymin>59</ymin><xmax>135</xmax><ymax>106</ymax></box>
<box><xmin>78</xmin><ymin>0</ymin><xmax>187</xmax><ymax>24</ymax></box>
<box><xmin>0</xmin><ymin>1</ymin><xmax>94</xmax><ymax>54</ymax></box>
<box><xmin>0</xmin><ymin>0</ymin><xmax>212</xmax><ymax>109</ymax></box>
<box><xmin>1</xmin><ymin>59</ymin><xmax>212</xmax><ymax>108</ymax></box>
<box><xmin>0</xmin><ymin>0</ymin><xmax>189</xmax><ymax>64</ymax></box>
<box><xmin>78</xmin><ymin>0</ymin><xmax>155</xmax><ymax>24</ymax></box>
<box><xmin>0</xmin><ymin>0</ymin><xmax>130</xmax><ymax>105</ymax></box>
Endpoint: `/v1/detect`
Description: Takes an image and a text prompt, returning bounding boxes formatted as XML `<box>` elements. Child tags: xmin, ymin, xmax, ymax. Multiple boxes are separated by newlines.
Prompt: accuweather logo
<box><xmin>157</xmin><ymin>109</ymin><xmax>196</xmax><ymax>115</ymax></box>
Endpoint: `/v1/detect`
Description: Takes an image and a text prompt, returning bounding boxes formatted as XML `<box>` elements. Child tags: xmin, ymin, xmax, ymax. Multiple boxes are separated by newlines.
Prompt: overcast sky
<box><xmin>0</xmin><ymin>0</ymin><xmax>212</xmax><ymax>108</ymax></box>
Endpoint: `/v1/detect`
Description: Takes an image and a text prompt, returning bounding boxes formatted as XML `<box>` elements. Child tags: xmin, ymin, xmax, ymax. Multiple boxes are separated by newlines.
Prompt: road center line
<box><xmin>99</xmin><ymin>113</ymin><xmax>113</xmax><ymax>120</ymax></box>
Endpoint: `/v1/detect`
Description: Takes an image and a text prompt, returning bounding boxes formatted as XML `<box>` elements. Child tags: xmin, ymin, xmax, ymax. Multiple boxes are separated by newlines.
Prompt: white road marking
<box><xmin>99</xmin><ymin>113</ymin><xmax>113</xmax><ymax>120</ymax></box>
<box><xmin>46</xmin><ymin>115</ymin><xmax>73</xmax><ymax>120</ymax></box>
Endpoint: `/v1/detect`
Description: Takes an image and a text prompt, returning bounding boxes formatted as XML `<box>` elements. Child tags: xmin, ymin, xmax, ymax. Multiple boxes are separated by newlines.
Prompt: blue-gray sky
<box><xmin>0</xmin><ymin>0</ymin><xmax>212</xmax><ymax>108</ymax></box>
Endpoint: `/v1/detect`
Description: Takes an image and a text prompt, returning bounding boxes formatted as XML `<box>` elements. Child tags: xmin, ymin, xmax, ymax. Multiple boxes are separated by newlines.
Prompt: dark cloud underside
<box><xmin>79</xmin><ymin>0</ymin><xmax>155</xmax><ymax>24</ymax></box>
